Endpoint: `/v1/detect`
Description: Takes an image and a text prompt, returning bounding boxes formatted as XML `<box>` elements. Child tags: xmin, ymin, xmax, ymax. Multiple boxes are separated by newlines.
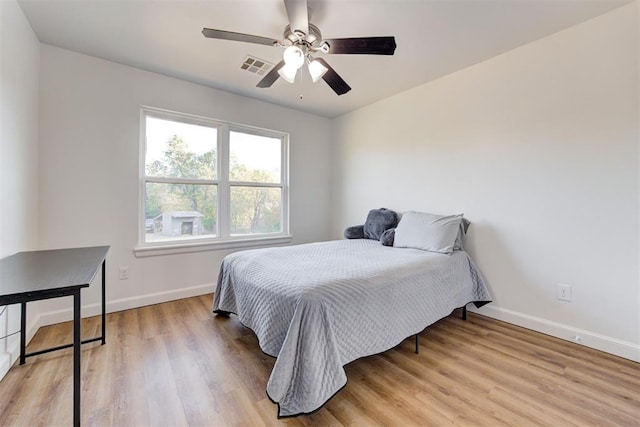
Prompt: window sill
<box><xmin>133</xmin><ymin>234</ymin><xmax>293</xmax><ymax>257</ymax></box>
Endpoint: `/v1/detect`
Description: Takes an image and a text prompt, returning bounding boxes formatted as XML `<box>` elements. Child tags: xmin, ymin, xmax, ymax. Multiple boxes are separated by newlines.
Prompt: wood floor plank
<box><xmin>0</xmin><ymin>294</ymin><xmax>638</xmax><ymax>426</ymax></box>
<box><xmin>144</xmin><ymin>335</ymin><xmax>190</xmax><ymax>426</ymax></box>
<box><xmin>380</xmin><ymin>348</ymin><xmax>539</xmax><ymax>427</ymax></box>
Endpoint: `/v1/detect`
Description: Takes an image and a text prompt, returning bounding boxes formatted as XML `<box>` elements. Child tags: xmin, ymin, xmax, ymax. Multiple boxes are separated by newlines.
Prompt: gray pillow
<box><xmin>363</xmin><ymin>208</ymin><xmax>399</xmax><ymax>241</ymax></box>
<box><xmin>393</xmin><ymin>211</ymin><xmax>463</xmax><ymax>254</ymax></box>
<box><xmin>453</xmin><ymin>218</ymin><xmax>471</xmax><ymax>250</ymax></box>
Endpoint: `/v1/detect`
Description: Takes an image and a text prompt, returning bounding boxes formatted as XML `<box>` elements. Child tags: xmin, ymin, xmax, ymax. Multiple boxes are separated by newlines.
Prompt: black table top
<box><xmin>0</xmin><ymin>246</ymin><xmax>109</xmax><ymax>303</ymax></box>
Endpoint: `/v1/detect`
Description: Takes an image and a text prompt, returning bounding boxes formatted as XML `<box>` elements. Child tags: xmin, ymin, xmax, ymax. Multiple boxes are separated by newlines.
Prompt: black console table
<box><xmin>0</xmin><ymin>246</ymin><xmax>109</xmax><ymax>427</ymax></box>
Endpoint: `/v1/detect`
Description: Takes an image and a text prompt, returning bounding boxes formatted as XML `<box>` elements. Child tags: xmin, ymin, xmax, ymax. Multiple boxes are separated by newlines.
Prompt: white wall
<box><xmin>332</xmin><ymin>4</ymin><xmax>639</xmax><ymax>361</ymax></box>
<box><xmin>37</xmin><ymin>45</ymin><xmax>333</xmax><ymax>322</ymax></box>
<box><xmin>0</xmin><ymin>0</ymin><xmax>41</xmax><ymax>377</ymax></box>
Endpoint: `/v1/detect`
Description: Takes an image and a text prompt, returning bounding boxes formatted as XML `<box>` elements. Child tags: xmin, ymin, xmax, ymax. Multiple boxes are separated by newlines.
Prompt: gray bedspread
<box><xmin>213</xmin><ymin>239</ymin><xmax>491</xmax><ymax>416</ymax></box>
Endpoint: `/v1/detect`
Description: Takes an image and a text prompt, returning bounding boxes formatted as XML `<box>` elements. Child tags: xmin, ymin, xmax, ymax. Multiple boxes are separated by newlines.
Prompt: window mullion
<box><xmin>281</xmin><ymin>134</ymin><xmax>289</xmax><ymax>235</ymax></box>
<box><xmin>229</xmin><ymin>181</ymin><xmax>283</xmax><ymax>188</ymax></box>
<box><xmin>219</xmin><ymin>124</ymin><xmax>231</xmax><ymax>238</ymax></box>
<box><xmin>145</xmin><ymin>176</ymin><xmax>219</xmax><ymax>185</ymax></box>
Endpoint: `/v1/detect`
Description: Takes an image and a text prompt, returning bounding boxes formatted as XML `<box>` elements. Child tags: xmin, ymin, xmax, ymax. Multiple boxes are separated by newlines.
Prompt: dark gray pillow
<box><xmin>380</xmin><ymin>228</ymin><xmax>395</xmax><ymax>246</ymax></box>
<box><xmin>363</xmin><ymin>208</ymin><xmax>399</xmax><ymax>240</ymax></box>
<box><xmin>344</xmin><ymin>225</ymin><xmax>365</xmax><ymax>239</ymax></box>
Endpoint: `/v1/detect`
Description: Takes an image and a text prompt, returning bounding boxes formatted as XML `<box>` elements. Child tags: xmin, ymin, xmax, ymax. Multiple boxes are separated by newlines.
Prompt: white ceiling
<box><xmin>18</xmin><ymin>0</ymin><xmax>629</xmax><ymax>118</ymax></box>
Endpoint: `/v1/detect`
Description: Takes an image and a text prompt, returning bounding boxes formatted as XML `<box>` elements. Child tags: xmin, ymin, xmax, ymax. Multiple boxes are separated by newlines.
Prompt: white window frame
<box><xmin>135</xmin><ymin>107</ymin><xmax>290</xmax><ymax>257</ymax></box>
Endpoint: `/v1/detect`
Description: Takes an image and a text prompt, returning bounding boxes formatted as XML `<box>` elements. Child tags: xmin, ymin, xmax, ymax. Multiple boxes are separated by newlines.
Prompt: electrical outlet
<box><xmin>557</xmin><ymin>283</ymin><xmax>572</xmax><ymax>302</ymax></box>
<box><xmin>119</xmin><ymin>266</ymin><xmax>129</xmax><ymax>280</ymax></box>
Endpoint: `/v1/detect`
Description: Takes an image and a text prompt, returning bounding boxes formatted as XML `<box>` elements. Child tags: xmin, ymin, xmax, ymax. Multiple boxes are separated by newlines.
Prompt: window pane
<box><xmin>230</xmin><ymin>187</ymin><xmax>281</xmax><ymax>235</ymax></box>
<box><xmin>145</xmin><ymin>116</ymin><xmax>217</xmax><ymax>180</ymax></box>
<box><xmin>145</xmin><ymin>182</ymin><xmax>217</xmax><ymax>242</ymax></box>
<box><xmin>229</xmin><ymin>131</ymin><xmax>281</xmax><ymax>183</ymax></box>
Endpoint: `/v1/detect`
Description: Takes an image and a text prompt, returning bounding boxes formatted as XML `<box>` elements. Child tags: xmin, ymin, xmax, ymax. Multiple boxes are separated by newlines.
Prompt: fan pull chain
<box><xmin>298</xmin><ymin>67</ymin><xmax>303</xmax><ymax>100</ymax></box>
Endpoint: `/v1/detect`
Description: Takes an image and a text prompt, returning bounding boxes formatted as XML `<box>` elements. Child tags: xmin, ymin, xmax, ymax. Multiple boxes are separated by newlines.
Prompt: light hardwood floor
<box><xmin>0</xmin><ymin>294</ymin><xmax>638</xmax><ymax>426</ymax></box>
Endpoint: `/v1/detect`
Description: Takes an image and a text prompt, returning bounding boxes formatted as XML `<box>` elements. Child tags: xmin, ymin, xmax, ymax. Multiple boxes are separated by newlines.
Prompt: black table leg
<box><xmin>73</xmin><ymin>289</ymin><xmax>81</xmax><ymax>427</ymax></box>
<box><xmin>101</xmin><ymin>259</ymin><xmax>106</xmax><ymax>345</ymax></box>
<box><xmin>19</xmin><ymin>302</ymin><xmax>26</xmax><ymax>365</ymax></box>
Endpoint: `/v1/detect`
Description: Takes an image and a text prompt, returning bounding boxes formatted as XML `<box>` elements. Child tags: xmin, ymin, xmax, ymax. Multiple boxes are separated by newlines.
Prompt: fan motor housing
<box><xmin>284</xmin><ymin>23</ymin><xmax>322</xmax><ymax>46</ymax></box>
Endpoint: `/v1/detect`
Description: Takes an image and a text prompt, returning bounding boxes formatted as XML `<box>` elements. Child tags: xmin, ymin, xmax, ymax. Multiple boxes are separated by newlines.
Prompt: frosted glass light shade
<box><xmin>308</xmin><ymin>59</ymin><xmax>328</xmax><ymax>83</ymax></box>
<box><xmin>278</xmin><ymin>63</ymin><xmax>298</xmax><ymax>83</ymax></box>
<box><xmin>282</xmin><ymin>45</ymin><xmax>304</xmax><ymax>69</ymax></box>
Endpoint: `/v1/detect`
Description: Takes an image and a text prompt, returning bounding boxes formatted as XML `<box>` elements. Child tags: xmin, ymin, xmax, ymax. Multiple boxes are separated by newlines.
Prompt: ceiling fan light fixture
<box><xmin>282</xmin><ymin>45</ymin><xmax>305</xmax><ymax>69</ymax></box>
<box><xmin>203</xmin><ymin>0</ymin><xmax>396</xmax><ymax>95</ymax></box>
<box><xmin>278</xmin><ymin>63</ymin><xmax>298</xmax><ymax>83</ymax></box>
<box><xmin>308</xmin><ymin>58</ymin><xmax>328</xmax><ymax>83</ymax></box>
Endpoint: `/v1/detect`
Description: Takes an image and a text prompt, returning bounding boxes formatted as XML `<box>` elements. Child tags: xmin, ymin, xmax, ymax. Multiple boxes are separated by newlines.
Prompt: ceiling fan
<box><xmin>202</xmin><ymin>0</ymin><xmax>396</xmax><ymax>96</ymax></box>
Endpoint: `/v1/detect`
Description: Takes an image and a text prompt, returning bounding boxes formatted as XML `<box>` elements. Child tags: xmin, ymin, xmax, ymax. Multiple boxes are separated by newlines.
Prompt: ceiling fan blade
<box><xmin>256</xmin><ymin>60</ymin><xmax>285</xmax><ymax>88</ymax></box>
<box><xmin>314</xmin><ymin>58</ymin><xmax>351</xmax><ymax>96</ymax></box>
<box><xmin>202</xmin><ymin>28</ymin><xmax>278</xmax><ymax>46</ymax></box>
<box><xmin>325</xmin><ymin>37</ymin><xmax>397</xmax><ymax>55</ymax></box>
<box><xmin>284</xmin><ymin>0</ymin><xmax>309</xmax><ymax>37</ymax></box>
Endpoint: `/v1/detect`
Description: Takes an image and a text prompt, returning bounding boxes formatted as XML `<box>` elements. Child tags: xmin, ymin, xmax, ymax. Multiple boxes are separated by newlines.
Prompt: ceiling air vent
<box><xmin>240</xmin><ymin>56</ymin><xmax>274</xmax><ymax>76</ymax></box>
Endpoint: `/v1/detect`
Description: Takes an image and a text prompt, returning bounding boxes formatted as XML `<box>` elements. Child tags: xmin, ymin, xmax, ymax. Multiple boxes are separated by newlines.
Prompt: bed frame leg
<box><xmin>415</xmin><ymin>334</ymin><xmax>419</xmax><ymax>354</ymax></box>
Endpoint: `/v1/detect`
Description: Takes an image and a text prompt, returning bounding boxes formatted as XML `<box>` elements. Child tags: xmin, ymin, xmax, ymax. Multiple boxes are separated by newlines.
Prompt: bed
<box><xmin>213</xmin><ymin>237</ymin><xmax>491</xmax><ymax>417</ymax></box>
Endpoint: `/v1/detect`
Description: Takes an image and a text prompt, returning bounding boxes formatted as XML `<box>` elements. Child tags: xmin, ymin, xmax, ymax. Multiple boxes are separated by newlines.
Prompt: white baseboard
<box><xmin>0</xmin><ymin>353</ymin><xmax>11</xmax><ymax>380</ymax></box>
<box><xmin>38</xmin><ymin>283</ymin><xmax>214</xmax><ymax>327</ymax></box>
<box><xmin>0</xmin><ymin>313</ymin><xmax>42</xmax><ymax>380</ymax></box>
<box><xmin>471</xmin><ymin>304</ymin><xmax>640</xmax><ymax>363</ymax></box>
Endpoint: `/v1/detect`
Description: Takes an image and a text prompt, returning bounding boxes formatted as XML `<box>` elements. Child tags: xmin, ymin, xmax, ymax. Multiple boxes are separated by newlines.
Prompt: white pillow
<box><xmin>393</xmin><ymin>211</ymin><xmax>463</xmax><ymax>254</ymax></box>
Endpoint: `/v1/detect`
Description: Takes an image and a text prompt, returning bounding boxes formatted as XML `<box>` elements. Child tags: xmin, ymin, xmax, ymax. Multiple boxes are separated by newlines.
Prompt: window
<box><xmin>139</xmin><ymin>107</ymin><xmax>289</xmax><ymax>252</ymax></box>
